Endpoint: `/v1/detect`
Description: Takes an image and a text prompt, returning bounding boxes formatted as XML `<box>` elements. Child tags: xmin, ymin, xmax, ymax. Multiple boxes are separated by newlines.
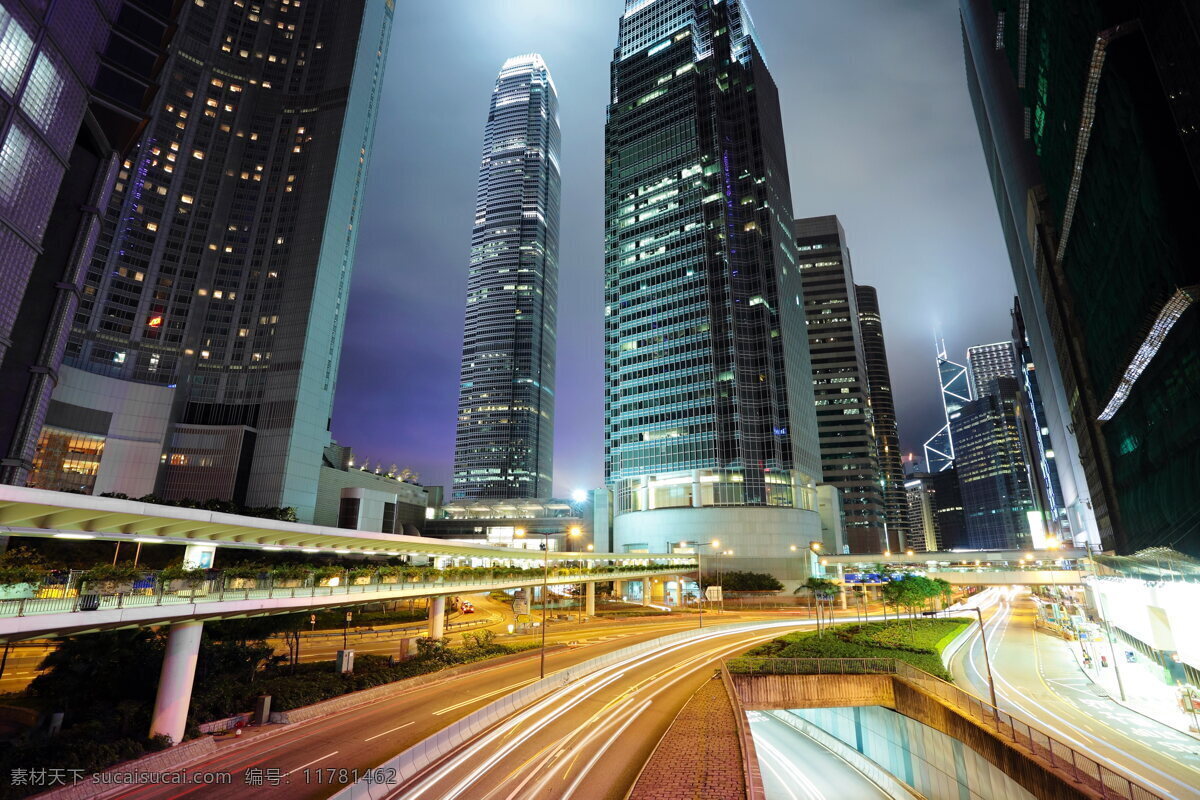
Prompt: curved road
<box><xmin>378</xmin><ymin>620</ymin><xmax>808</xmax><ymax>800</ymax></box>
<box><xmin>949</xmin><ymin>589</ymin><xmax>1200</xmax><ymax>800</ymax></box>
<box><xmin>749</xmin><ymin>711</ymin><xmax>890</xmax><ymax>800</ymax></box>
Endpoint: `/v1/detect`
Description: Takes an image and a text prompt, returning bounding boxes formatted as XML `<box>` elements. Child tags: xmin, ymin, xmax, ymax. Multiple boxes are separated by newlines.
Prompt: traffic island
<box><xmin>628</xmin><ymin>673</ymin><xmax>750</xmax><ymax>800</ymax></box>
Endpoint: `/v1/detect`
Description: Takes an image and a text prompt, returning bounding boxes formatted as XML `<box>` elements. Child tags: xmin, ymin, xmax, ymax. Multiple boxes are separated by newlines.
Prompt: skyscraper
<box><xmin>16</xmin><ymin>0</ymin><xmax>394</xmax><ymax>522</ymax></box>
<box><xmin>856</xmin><ymin>284</ymin><xmax>908</xmax><ymax>553</ymax></box>
<box><xmin>923</xmin><ymin>341</ymin><xmax>971</xmax><ymax>473</ymax></box>
<box><xmin>904</xmin><ymin>475</ymin><xmax>940</xmax><ymax>553</ymax></box>
<box><xmin>605</xmin><ymin>0</ymin><xmax>823</xmax><ymax>578</ymax></box>
<box><xmin>950</xmin><ymin>376</ymin><xmax>1036</xmax><ymax>550</ymax></box>
<box><xmin>1012</xmin><ymin>297</ymin><xmax>1067</xmax><ymax>537</ymax></box>
<box><xmin>966</xmin><ymin>341</ymin><xmax>1017</xmax><ymax>401</ymax></box>
<box><xmin>795</xmin><ymin>216</ymin><xmax>886</xmax><ymax>554</ymax></box>
<box><xmin>961</xmin><ymin>0</ymin><xmax>1200</xmax><ymax>553</ymax></box>
<box><xmin>0</xmin><ymin>0</ymin><xmax>176</xmax><ymax>486</ymax></box>
<box><xmin>452</xmin><ymin>55</ymin><xmax>560</xmax><ymax>500</ymax></box>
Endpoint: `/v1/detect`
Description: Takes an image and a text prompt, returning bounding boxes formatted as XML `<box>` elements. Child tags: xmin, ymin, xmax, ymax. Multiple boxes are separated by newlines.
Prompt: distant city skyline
<box><xmin>335</xmin><ymin>0</ymin><xmax>1019</xmax><ymax>493</ymax></box>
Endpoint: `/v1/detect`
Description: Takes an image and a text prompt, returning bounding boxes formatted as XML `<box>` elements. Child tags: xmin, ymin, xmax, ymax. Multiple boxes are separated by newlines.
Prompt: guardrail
<box><xmin>725</xmin><ymin>657</ymin><xmax>1163</xmax><ymax>800</ymax></box>
<box><xmin>0</xmin><ymin>568</ymin><xmax>680</xmax><ymax>621</ymax></box>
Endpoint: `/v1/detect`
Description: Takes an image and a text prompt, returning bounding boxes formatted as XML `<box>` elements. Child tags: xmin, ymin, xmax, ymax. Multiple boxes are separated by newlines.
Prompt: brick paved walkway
<box><xmin>629</xmin><ymin>674</ymin><xmax>747</xmax><ymax>800</ymax></box>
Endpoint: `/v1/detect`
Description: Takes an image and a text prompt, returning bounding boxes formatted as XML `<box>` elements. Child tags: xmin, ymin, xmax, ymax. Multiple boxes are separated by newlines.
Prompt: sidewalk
<box><xmin>1059</xmin><ymin>631</ymin><xmax>1200</xmax><ymax>741</ymax></box>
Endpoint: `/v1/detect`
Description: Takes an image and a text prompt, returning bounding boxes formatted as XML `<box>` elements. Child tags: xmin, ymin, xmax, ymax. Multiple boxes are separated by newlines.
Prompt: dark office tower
<box><xmin>1013</xmin><ymin>297</ymin><xmax>1068</xmax><ymax>538</ymax></box>
<box><xmin>967</xmin><ymin>341</ymin><xmax>1017</xmax><ymax>401</ymax></box>
<box><xmin>18</xmin><ymin>0</ymin><xmax>394</xmax><ymax>522</ymax></box>
<box><xmin>855</xmin><ymin>284</ymin><xmax>908</xmax><ymax>553</ymax></box>
<box><xmin>961</xmin><ymin>0</ymin><xmax>1200</xmax><ymax>554</ymax></box>
<box><xmin>794</xmin><ymin>216</ymin><xmax>886</xmax><ymax>555</ymax></box>
<box><xmin>605</xmin><ymin>0</ymin><xmax>824</xmax><ymax>578</ymax></box>
<box><xmin>452</xmin><ymin>55</ymin><xmax>560</xmax><ymax>500</ymax></box>
<box><xmin>904</xmin><ymin>474</ymin><xmax>941</xmax><ymax>552</ymax></box>
<box><xmin>950</xmin><ymin>376</ymin><xmax>1036</xmax><ymax>550</ymax></box>
<box><xmin>0</xmin><ymin>0</ymin><xmax>175</xmax><ymax>486</ymax></box>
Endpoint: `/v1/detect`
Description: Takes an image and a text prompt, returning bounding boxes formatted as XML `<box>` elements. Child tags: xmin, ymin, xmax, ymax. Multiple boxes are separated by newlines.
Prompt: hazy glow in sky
<box><xmin>333</xmin><ymin>0</ymin><xmax>1017</xmax><ymax>494</ymax></box>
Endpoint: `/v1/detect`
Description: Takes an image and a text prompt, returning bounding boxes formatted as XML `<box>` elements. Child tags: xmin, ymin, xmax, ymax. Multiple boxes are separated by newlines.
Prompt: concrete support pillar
<box><xmin>642</xmin><ymin>578</ymin><xmax>651</xmax><ymax>606</ymax></box>
<box><xmin>650</xmin><ymin>578</ymin><xmax>665</xmax><ymax>603</ymax></box>
<box><xmin>149</xmin><ymin>621</ymin><xmax>204</xmax><ymax>745</ymax></box>
<box><xmin>841</xmin><ymin>587</ymin><xmax>848</xmax><ymax>610</ymax></box>
<box><xmin>585</xmin><ymin>582</ymin><xmax>595</xmax><ymax>616</ymax></box>
<box><xmin>691</xmin><ymin>469</ymin><xmax>702</xmax><ymax>508</ymax></box>
<box><xmin>428</xmin><ymin>596</ymin><xmax>445</xmax><ymax>640</ymax></box>
<box><xmin>614</xmin><ymin>580</ymin><xmax>624</xmax><ymax>601</ymax></box>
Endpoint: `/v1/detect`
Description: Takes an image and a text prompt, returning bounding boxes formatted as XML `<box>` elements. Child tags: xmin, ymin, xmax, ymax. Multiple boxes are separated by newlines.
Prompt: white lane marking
<box><xmin>755</xmin><ymin>735</ymin><xmax>825</xmax><ymax>800</ymax></box>
<box><xmin>432</xmin><ymin>678</ymin><xmax>538</xmax><ymax>715</ymax></box>
<box><xmin>362</xmin><ymin>722</ymin><xmax>414</xmax><ymax>742</ymax></box>
<box><xmin>284</xmin><ymin>750</ymin><xmax>339</xmax><ymax>776</ymax></box>
<box><xmin>558</xmin><ymin>699</ymin><xmax>650</xmax><ymax>799</ymax></box>
<box><xmin>758</xmin><ymin>752</ymin><xmax>802</xmax><ymax>800</ymax></box>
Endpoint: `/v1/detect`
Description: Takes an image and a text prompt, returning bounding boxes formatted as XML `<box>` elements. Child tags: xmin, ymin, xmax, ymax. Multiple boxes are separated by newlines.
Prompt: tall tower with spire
<box><xmin>452</xmin><ymin>55</ymin><xmax>560</xmax><ymax>500</ymax></box>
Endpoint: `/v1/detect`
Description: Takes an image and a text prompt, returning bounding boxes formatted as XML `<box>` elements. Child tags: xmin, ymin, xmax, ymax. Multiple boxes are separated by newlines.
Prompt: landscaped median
<box><xmin>727</xmin><ymin>618</ymin><xmax>971</xmax><ymax>681</ymax></box>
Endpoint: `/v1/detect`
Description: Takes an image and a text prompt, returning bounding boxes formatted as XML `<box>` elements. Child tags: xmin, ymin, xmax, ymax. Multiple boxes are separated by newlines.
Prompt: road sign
<box><xmin>513</xmin><ymin>599</ymin><xmax>529</xmax><ymax>616</ymax></box>
<box><xmin>705</xmin><ymin>586</ymin><xmax>723</xmax><ymax>602</ymax></box>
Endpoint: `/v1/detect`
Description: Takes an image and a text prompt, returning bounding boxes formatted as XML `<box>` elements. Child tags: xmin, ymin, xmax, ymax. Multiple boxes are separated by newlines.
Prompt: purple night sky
<box><xmin>331</xmin><ymin>0</ymin><xmax>1017</xmax><ymax>495</ymax></box>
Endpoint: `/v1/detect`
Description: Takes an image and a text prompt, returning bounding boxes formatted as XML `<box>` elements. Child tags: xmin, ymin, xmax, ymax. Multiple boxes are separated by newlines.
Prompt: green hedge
<box><xmin>741</xmin><ymin>619</ymin><xmax>970</xmax><ymax>681</ymax></box>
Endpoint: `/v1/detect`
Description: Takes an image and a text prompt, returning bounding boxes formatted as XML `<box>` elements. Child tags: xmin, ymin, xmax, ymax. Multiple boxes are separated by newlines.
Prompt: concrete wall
<box><xmin>314</xmin><ymin>464</ymin><xmax>427</xmax><ymax>530</ymax></box>
<box><xmin>50</xmin><ymin>365</ymin><xmax>174</xmax><ymax>496</ymax></box>
<box><xmin>1085</xmin><ymin>578</ymin><xmax>1200</xmax><ymax>671</ymax></box>
<box><xmin>614</xmin><ymin>505</ymin><xmax>823</xmax><ymax>581</ymax></box>
<box><xmin>791</xmin><ymin>705</ymin><xmax>1037</xmax><ymax>800</ymax></box>
<box><xmin>732</xmin><ymin>673</ymin><xmax>895</xmax><ymax>710</ymax></box>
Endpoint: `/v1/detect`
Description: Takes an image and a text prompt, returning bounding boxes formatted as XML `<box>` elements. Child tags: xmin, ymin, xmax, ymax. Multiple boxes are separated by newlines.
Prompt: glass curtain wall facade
<box><xmin>604</xmin><ymin>0</ymin><xmax>820</xmax><ymax>518</ymax></box>
<box><xmin>452</xmin><ymin>54</ymin><xmax>560</xmax><ymax>500</ymax></box>
<box><xmin>795</xmin><ymin>215</ymin><xmax>886</xmax><ymax>554</ymax></box>
<box><xmin>961</xmin><ymin>0</ymin><xmax>1200</xmax><ymax>554</ymax></box>
<box><xmin>0</xmin><ymin>0</ymin><xmax>174</xmax><ymax>484</ymax></box>
<box><xmin>1013</xmin><ymin>297</ymin><xmax>1067</xmax><ymax>537</ymax></box>
<box><xmin>923</xmin><ymin>341</ymin><xmax>971</xmax><ymax>473</ymax></box>
<box><xmin>856</xmin><ymin>283</ymin><xmax>908</xmax><ymax>553</ymax></box>
<box><xmin>31</xmin><ymin>0</ymin><xmax>394</xmax><ymax>521</ymax></box>
<box><xmin>950</xmin><ymin>376</ymin><xmax>1035</xmax><ymax>550</ymax></box>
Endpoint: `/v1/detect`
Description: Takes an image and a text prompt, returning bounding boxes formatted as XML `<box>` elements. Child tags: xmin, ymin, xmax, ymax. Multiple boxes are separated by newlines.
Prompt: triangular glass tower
<box><xmin>924</xmin><ymin>339</ymin><xmax>972</xmax><ymax>472</ymax></box>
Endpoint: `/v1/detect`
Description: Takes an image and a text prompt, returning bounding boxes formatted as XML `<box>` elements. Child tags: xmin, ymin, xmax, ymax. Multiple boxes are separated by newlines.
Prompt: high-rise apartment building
<box><xmin>0</xmin><ymin>0</ymin><xmax>175</xmax><ymax>485</ymax></box>
<box><xmin>961</xmin><ymin>0</ymin><xmax>1200</xmax><ymax>553</ymax></box>
<box><xmin>604</xmin><ymin>0</ymin><xmax>823</xmax><ymax>579</ymax></box>
<box><xmin>15</xmin><ymin>0</ymin><xmax>394</xmax><ymax>522</ymax></box>
<box><xmin>452</xmin><ymin>55</ymin><xmax>560</xmax><ymax>500</ymax></box>
<box><xmin>856</xmin><ymin>283</ymin><xmax>908</xmax><ymax>553</ymax></box>
<box><xmin>950</xmin><ymin>376</ymin><xmax>1036</xmax><ymax>550</ymax></box>
<box><xmin>967</xmin><ymin>341</ymin><xmax>1017</xmax><ymax>401</ymax></box>
<box><xmin>923</xmin><ymin>341</ymin><xmax>971</xmax><ymax>473</ymax></box>
<box><xmin>795</xmin><ymin>216</ymin><xmax>886</xmax><ymax>554</ymax></box>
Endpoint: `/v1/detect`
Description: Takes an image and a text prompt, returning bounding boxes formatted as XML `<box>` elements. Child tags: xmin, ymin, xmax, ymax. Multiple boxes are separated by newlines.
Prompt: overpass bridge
<box><xmin>0</xmin><ymin>486</ymin><xmax>694</xmax><ymax>744</ymax></box>
<box><xmin>818</xmin><ymin>548</ymin><xmax>1088</xmax><ymax>586</ymax></box>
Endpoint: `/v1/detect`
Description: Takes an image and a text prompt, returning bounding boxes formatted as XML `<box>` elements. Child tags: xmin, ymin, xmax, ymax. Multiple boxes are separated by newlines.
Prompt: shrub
<box><xmin>719</xmin><ymin>571</ymin><xmax>783</xmax><ymax>592</ymax></box>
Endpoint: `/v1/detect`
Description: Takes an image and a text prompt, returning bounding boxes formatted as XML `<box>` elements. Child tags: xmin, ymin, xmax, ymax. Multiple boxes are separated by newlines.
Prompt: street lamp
<box><xmin>926</xmin><ymin>607</ymin><xmax>997</xmax><ymax>711</ymax></box>
<box><xmin>515</xmin><ymin>526</ymin><xmax>580</xmax><ymax>679</ymax></box>
<box><xmin>680</xmin><ymin>539</ymin><xmax>720</xmax><ymax>629</ymax></box>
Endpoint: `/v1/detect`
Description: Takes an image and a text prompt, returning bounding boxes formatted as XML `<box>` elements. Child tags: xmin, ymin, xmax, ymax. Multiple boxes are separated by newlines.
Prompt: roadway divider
<box><xmin>767</xmin><ymin>710</ymin><xmax>923</xmax><ymax>800</ymax></box>
<box><xmin>331</xmin><ymin>619</ymin><xmax>810</xmax><ymax>800</ymax></box>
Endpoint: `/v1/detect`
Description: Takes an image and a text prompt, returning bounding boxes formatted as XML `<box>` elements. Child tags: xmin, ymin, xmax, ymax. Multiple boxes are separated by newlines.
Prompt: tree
<box><xmin>719</xmin><ymin>571</ymin><xmax>783</xmax><ymax>592</ymax></box>
<box><xmin>796</xmin><ymin>577</ymin><xmax>840</xmax><ymax>635</ymax></box>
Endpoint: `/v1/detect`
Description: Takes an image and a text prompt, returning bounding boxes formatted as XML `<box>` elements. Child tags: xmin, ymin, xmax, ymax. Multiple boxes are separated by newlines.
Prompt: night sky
<box><xmin>332</xmin><ymin>0</ymin><xmax>1016</xmax><ymax>495</ymax></box>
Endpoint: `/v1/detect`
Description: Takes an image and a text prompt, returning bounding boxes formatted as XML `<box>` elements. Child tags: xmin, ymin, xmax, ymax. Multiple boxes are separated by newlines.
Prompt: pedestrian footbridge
<box><xmin>821</xmin><ymin>549</ymin><xmax>1088</xmax><ymax>586</ymax></box>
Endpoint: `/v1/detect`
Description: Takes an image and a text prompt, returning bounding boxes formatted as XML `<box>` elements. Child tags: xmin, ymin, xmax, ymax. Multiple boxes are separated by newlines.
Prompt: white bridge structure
<box><xmin>0</xmin><ymin>485</ymin><xmax>694</xmax><ymax>744</ymax></box>
<box><xmin>819</xmin><ymin>548</ymin><xmax>1089</xmax><ymax>586</ymax></box>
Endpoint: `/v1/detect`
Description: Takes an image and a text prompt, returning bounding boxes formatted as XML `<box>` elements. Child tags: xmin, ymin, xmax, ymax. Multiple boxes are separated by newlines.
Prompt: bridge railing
<box><xmin>0</xmin><ymin>566</ymin><xmax>682</xmax><ymax>621</ymax></box>
<box><xmin>725</xmin><ymin>657</ymin><xmax>1163</xmax><ymax>800</ymax></box>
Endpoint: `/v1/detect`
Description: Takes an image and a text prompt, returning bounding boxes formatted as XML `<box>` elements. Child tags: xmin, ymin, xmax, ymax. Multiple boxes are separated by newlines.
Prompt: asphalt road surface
<box><xmin>949</xmin><ymin>589</ymin><xmax>1200</xmax><ymax>800</ymax></box>
<box><xmin>749</xmin><ymin>710</ymin><xmax>890</xmax><ymax>800</ymax></box>
<box><xmin>100</xmin><ymin>616</ymin><xmax>807</xmax><ymax>800</ymax></box>
<box><xmin>384</xmin><ymin>619</ymin><xmax>809</xmax><ymax>800</ymax></box>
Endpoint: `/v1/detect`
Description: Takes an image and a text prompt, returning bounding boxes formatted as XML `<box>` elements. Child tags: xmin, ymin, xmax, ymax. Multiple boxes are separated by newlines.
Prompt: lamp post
<box><xmin>680</xmin><ymin>540</ymin><xmax>720</xmax><ymax>628</ymax></box>
<box><xmin>926</xmin><ymin>607</ymin><xmax>997</xmax><ymax>711</ymax></box>
<box><xmin>516</xmin><ymin>526</ymin><xmax>580</xmax><ymax>679</ymax></box>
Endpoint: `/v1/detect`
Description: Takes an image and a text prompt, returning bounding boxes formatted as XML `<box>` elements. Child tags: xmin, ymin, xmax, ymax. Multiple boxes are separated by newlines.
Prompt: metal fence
<box><xmin>0</xmin><ymin>567</ymin><xmax>676</xmax><ymax>621</ymax></box>
<box><xmin>726</xmin><ymin>657</ymin><xmax>1163</xmax><ymax>800</ymax></box>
